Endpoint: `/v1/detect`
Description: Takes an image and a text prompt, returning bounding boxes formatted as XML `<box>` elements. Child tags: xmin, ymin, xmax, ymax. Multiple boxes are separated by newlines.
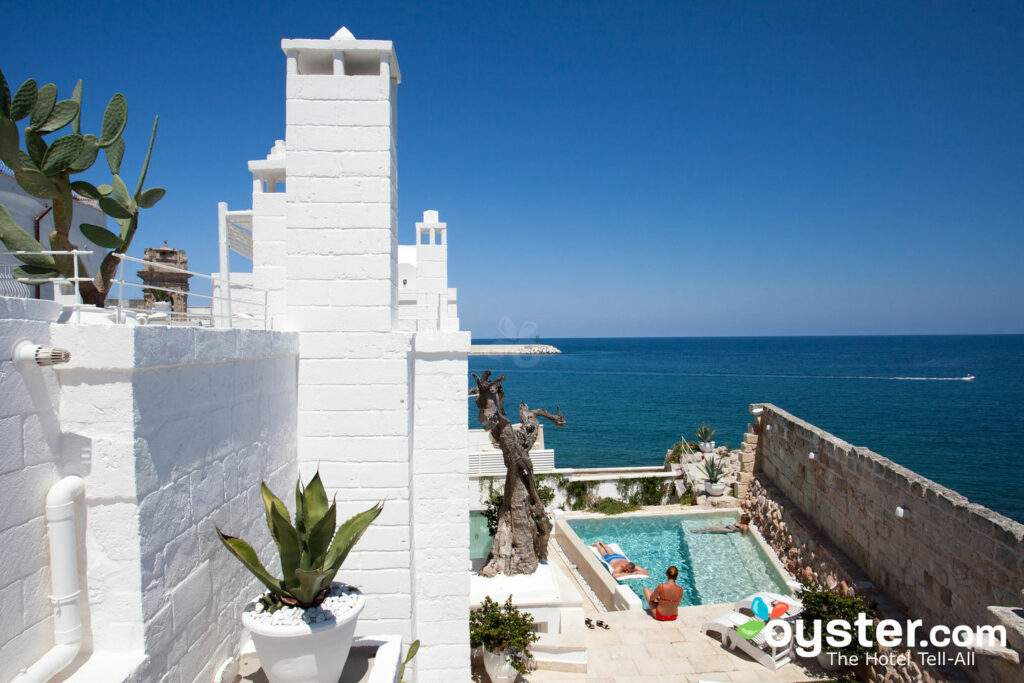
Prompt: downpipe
<box><xmin>14</xmin><ymin>476</ymin><xmax>86</xmax><ymax>683</ymax></box>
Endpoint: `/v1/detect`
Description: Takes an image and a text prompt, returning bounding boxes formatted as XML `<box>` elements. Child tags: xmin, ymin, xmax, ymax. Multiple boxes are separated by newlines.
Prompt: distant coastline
<box><xmin>469</xmin><ymin>343</ymin><xmax>562</xmax><ymax>355</ymax></box>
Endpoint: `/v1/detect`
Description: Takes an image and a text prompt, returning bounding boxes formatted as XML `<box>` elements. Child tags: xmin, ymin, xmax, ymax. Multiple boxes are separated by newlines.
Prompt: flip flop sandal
<box><xmin>584</xmin><ymin>618</ymin><xmax>595</xmax><ymax>629</ymax></box>
<box><xmin>596</xmin><ymin>620</ymin><xmax>610</xmax><ymax>629</ymax></box>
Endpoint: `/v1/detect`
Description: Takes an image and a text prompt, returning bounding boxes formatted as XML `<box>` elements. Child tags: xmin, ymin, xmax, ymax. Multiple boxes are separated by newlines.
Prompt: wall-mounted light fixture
<box><xmin>12</xmin><ymin>341</ymin><xmax>71</xmax><ymax>367</ymax></box>
<box><xmin>895</xmin><ymin>506</ymin><xmax>910</xmax><ymax>519</ymax></box>
<box><xmin>751</xmin><ymin>407</ymin><xmax>764</xmax><ymax>415</ymax></box>
<box><xmin>808</xmin><ymin>452</ymin><xmax>817</xmax><ymax>460</ymax></box>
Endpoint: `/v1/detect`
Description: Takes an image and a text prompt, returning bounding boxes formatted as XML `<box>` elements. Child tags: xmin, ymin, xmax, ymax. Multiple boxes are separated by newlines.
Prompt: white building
<box><xmin>0</xmin><ymin>27</ymin><xmax>471</xmax><ymax>683</ymax></box>
<box><xmin>214</xmin><ymin>26</ymin><xmax>472</xmax><ymax>680</ymax></box>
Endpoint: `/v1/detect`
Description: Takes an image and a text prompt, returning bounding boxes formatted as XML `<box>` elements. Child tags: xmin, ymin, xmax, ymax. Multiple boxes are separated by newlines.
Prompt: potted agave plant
<box><xmin>695</xmin><ymin>423</ymin><xmax>716</xmax><ymax>453</ymax></box>
<box><xmin>470</xmin><ymin>596</ymin><xmax>539</xmax><ymax>683</ymax></box>
<box><xmin>699</xmin><ymin>455</ymin><xmax>727</xmax><ymax>496</ymax></box>
<box><xmin>217</xmin><ymin>473</ymin><xmax>382</xmax><ymax>683</ymax></box>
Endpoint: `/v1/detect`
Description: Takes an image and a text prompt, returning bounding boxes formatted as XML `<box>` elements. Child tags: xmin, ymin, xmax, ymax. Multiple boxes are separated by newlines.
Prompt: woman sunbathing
<box><xmin>693</xmin><ymin>514</ymin><xmax>750</xmax><ymax>535</ymax></box>
<box><xmin>644</xmin><ymin>566</ymin><xmax>683</xmax><ymax>621</ymax></box>
<box><xmin>591</xmin><ymin>541</ymin><xmax>649</xmax><ymax>578</ymax></box>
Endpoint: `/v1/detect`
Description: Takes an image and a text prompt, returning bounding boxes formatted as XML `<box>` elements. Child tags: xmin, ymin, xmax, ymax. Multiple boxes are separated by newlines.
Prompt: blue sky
<box><xmin>4</xmin><ymin>1</ymin><xmax>1022</xmax><ymax>336</ymax></box>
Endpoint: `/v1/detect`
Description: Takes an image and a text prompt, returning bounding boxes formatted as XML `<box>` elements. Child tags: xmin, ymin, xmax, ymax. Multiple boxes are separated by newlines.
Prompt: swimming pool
<box><xmin>568</xmin><ymin>512</ymin><xmax>791</xmax><ymax>606</ymax></box>
<box><xmin>470</xmin><ymin>510</ymin><xmax>492</xmax><ymax>571</ymax></box>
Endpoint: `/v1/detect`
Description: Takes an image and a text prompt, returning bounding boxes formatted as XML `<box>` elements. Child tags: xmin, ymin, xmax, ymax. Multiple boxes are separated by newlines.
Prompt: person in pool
<box><xmin>693</xmin><ymin>514</ymin><xmax>751</xmax><ymax>534</ymax></box>
<box><xmin>591</xmin><ymin>541</ymin><xmax>649</xmax><ymax>578</ymax></box>
<box><xmin>644</xmin><ymin>566</ymin><xmax>683</xmax><ymax>621</ymax></box>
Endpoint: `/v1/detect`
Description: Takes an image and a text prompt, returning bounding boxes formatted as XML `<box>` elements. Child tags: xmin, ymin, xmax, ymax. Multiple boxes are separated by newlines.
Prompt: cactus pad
<box><xmin>29</xmin><ymin>83</ymin><xmax>57</xmax><ymax>128</ymax></box>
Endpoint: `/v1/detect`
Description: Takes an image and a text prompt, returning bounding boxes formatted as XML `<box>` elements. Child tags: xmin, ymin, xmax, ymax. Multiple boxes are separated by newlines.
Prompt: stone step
<box><xmin>532</xmin><ymin>631</ymin><xmax>587</xmax><ymax>673</ymax></box>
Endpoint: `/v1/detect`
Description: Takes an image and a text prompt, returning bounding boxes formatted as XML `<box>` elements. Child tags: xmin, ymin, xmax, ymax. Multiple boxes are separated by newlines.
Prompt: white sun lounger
<box><xmin>733</xmin><ymin>591</ymin><xmax>803</xmax><ymax>619</ymax></box>
<box><xmin>587</xmin><ymin>542</ymin><xmax>648</xmax><ymax>580</ymax></box>
<box><xmin>701</xmin><ymin>610</ymin><xmax>793</xmax><ymax>671</ymax></box>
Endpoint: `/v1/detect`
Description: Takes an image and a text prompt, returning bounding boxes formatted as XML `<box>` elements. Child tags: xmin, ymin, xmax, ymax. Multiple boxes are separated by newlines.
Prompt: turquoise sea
<box><xmin>468</xmin><ymin>336</ymin><xmax>1024</xmax><ymax>523</ymax></box>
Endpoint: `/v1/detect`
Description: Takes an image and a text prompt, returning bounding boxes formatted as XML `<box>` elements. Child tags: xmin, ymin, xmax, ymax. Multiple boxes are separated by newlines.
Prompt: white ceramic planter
<box><xmin>482</xmin><ymin>648</ymin><xmax>519</xmax><ymax>683</ymax></box>
<box><xmin>698</xmin><ymin>441</ymin><xmax>715</xmax><ymax>453</ymax></box>
<box><xmin>704</xmin><ymin>481</ymin><xmax>727</xmax><ymax>497</ymax></box>
<box><xmin>241</xmin><ymin>592</ymin><xmax>364</xmax><ymax>683</ymax></box>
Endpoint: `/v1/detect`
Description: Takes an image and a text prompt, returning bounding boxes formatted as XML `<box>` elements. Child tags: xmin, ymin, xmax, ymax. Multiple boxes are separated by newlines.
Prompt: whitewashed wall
<box><xmin>283</xmin><ymin>35</ymin><xmax>418</xmax><ymax>646</ymax></box>
<box><xmin>0</xmin><ymin>298</ymin><xmax>64</xmax><ymax>683</ymax></box>
<box><xmin>410</xmin><ymin>332</ymin><xmax>470</xmax><ymax>681</ymax></box>
<box><xmin>0</xmin><ymin>317</ymin><xmax>298</xmax><ymax>683</ymax></box>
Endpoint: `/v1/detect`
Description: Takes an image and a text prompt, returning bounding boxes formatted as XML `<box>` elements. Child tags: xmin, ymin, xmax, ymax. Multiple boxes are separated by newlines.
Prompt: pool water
<box><xmin>470</xmin><ymin>510</ymin><xmax>492</xmax><ymax>562</ymax></box>
<box><xmin>568</xmin><ymin>513</ymin><xmax>791</xmax><ymax>606</ymax></box>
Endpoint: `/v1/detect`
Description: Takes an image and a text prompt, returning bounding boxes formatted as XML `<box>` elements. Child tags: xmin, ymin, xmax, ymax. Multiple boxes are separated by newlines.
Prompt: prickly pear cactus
<box><xmin>0</xmin><ymin>68</ymin><xmax>165</xmax><ymax>306</ymax></box>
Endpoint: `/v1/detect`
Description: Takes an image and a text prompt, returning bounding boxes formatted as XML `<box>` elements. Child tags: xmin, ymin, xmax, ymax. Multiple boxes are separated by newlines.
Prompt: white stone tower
<box><xmin>280</xmin><ymin>28</ymin><xmax>470</xmax><ymax>681</ymax></box>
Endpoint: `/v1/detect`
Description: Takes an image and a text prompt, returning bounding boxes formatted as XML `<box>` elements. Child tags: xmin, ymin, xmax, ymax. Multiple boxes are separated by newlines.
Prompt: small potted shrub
<box><xmin>797</xmin><ymin>584</ymin><xmax>878</xmax><ymax>672</ymax></box>
<box><xmin>695</xmin><ymin>424</ymin><xmax>717</xmax><ymax>453</ymax></box>
<box><xmin>699</xmin><ymin>456</ymin><xmax>727</xmax><ymax>496</ymax></box>
<box><xmin>217</xmin><ymin>473</ymin><xmax>382</xmax><ymax>683</ymax></box>
<box><xmin>470</xmin><ymin>596</ymin><xmax>540</xmax><ymax>682</ymax></box>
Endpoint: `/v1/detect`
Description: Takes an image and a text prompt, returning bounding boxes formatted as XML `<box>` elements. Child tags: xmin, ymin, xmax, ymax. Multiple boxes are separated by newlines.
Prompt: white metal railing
<box><xmin>468</xmin><ymin>449</ymin><xmax>556</xmax><ymax>476</ymax></box>
<box><xmin>111</xmin><ymin>253</ymin><xmax>268</xmax><ymax>329</ymax></box>
<box><xmin>1</xmin><ymin>249</ymin><xmax>268</xmax><ymax>329</ymax></box>
<box><xmin>1</xmin><ymin>249</ymin><xmax>96</xmax><ymax>323</ymax></box>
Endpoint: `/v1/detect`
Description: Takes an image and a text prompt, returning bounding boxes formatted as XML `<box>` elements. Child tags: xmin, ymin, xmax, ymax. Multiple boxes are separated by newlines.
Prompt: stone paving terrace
<box><xmin>526</xmin><ymin>603</ymin><xmax>823</xmax><ymax>683</ymax></box>
<box><xmin>471</xmin><ymin>546</ymin><xmax>825</xmax><ymax>683</ymax></box>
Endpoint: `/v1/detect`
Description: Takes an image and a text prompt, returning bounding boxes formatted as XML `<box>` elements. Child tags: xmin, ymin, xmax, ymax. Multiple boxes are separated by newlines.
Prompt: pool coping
<box><xmin>554</xmin><ymin>506</ymin><xmax>800</xmax><ymax>613</ymax></box>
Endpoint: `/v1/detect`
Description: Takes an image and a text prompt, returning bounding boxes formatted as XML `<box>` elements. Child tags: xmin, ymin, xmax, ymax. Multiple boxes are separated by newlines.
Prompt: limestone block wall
<box><xmin>752</xmin><ymin>403</ymin><xmax>1024</xmax><ymax>632</ymax></box>
<box><xmin>410</xmin><ymin>332</ymin><xmax>471</xmax><ymax>681</ymax></box>
<box><xmin>283</xmin><ymin>34</ymin><xmax>419</xmax><ymax>645</ymax></box>
<box><xmin>0</xmin><ymin>320</ymin><xmax>298</xmax><ymax>683</ymax></box>
<box><xmin>0</xmin><ymin>298</ymin><xmax>64</xmax><ymax>683</ymax></box>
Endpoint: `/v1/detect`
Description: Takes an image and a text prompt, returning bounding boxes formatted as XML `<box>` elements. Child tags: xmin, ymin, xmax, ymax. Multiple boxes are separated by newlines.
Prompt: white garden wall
<box><xmin>0</xmin><ymin>298</ymin><xmax>64</xmax><ymax>683</ymax></box>
<box><xmin>0</xmin><ymin>304</ymin><xmax>299</xmax><ymax>683</ymax></box>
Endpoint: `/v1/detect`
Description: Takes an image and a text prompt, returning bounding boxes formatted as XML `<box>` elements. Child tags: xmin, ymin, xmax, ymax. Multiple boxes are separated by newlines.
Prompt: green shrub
<box><xmin>563</xmin><ymin>480</ymin><xmax>597</xmax><ymax>510</ymax></box>
<box><xmin>679</xmin><ymin>482</ymin><xmax>696</xmax><ymax>506</ymax></box>
<box><xmin>470</xmin><ymin>596</ymin><xmax>540</xmax><ymax>675</ymax></box>
<box><xmin>592</xmin><ymin>498</ymin><xmax>639</xmax><ymax>515</ymax></box>
<box><xmin>616</xmin><ymin>476</ymin><xmax>670</xmax><ymax>506</ymax></box>
<box><xmin>797</xmin><ymin>584</ymin><xmax>879</xmax><ymax>666</ymax></box>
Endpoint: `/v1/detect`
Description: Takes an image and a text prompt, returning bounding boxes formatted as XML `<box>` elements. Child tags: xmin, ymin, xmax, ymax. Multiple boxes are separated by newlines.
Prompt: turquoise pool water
<box><xmin>470</xmin><ymin>510</ymin><xmax>492</xmax><ymax>561</ymax></box>
<box><xmin>568</xmin><ymin>513</ymin><xmax>791</xmax><ymax>606</ymax></box>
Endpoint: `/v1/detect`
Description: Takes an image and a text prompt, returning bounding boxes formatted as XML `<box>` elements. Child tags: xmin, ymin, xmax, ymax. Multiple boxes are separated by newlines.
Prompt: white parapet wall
<box><xmin>0</xmin><ymin>298</ymin><xmax>64</xmax><ymax>683</ymax></box>
<box><xmin>0</xmin><ymin>300</ymin><xmax>299</xmax><ymax>683</ymax></box>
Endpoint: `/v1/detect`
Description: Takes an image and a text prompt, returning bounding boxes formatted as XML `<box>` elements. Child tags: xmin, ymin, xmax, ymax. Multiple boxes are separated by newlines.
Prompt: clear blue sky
<box><xmin>5</xmin><ymin>1</ymin><xmax>1022</xmax><ymax>337</ymax></box>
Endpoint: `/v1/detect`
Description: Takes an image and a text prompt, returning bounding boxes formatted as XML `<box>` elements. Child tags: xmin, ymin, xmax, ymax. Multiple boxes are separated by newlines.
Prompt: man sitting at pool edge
<box><xmin>644</xmin><ymin>565</ymin><xmax>683</xmax><ymax>621</ymax></box>
<box><xmin>693</xmin><ymin>514</ymin><xmax>750</xmax><ymax>535</ymax></box>
<box><xmin>591</xmin><ymin>541</ymin><xmax>649</xmax><ymax>578</ymax></box>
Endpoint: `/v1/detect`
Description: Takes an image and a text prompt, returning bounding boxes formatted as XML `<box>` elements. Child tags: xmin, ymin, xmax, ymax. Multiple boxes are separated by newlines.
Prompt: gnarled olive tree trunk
<box><xmin>472</xmin><ymin>371</ymin><xmax>565</xmax><ymax>577</ymax></box>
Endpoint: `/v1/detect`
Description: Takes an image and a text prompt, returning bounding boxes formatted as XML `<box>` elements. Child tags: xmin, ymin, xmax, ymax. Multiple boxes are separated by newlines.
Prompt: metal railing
<box><xmin>111</xmin><ymin>253</ymin><xmax>268</xmax><ymax>329</ymax></box>
<box><xmin>1</xmin><ymin>249</ymin><xmax>268</xmax><ymax>329</ymax></box>
<box><xmin>1</xmin><ymin>249</ymin><xmax>96</xmax><ymax>323</ymax></box>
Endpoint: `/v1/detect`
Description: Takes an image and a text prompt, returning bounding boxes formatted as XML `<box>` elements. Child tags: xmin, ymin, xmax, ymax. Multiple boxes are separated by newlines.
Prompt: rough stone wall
<box><xmin>0</xmin><ymin>298</ymin><xmax>63</xmax><ymax>683</ymax></box>
<box><xmin>751</xmin><ymin>404</ymin><xmax>1024</xmax><ymax>628</ymax></box>
<box><xmin>748</xmin><ymin>403</ymin><xmax>1024</xmax><ymax>681</ymax></box>
<box><xmin>744</xmin><ymin>477</ymin><xmax>951</xmax><ymax>682</ymax></box>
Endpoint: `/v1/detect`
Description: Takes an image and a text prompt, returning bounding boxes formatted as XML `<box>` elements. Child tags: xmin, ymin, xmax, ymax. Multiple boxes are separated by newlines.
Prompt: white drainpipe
<box><xmin>14</xmin><ymin>476</ymin><xmax>86</xmax><ymax>683</ymax></box>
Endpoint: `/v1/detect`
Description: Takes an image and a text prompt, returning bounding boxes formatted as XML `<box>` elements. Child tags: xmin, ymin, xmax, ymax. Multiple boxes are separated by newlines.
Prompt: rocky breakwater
<box><xmin>468</xmin><ymin>343</ymin><xmax>562</xmax><ymax>355</ymax></box>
